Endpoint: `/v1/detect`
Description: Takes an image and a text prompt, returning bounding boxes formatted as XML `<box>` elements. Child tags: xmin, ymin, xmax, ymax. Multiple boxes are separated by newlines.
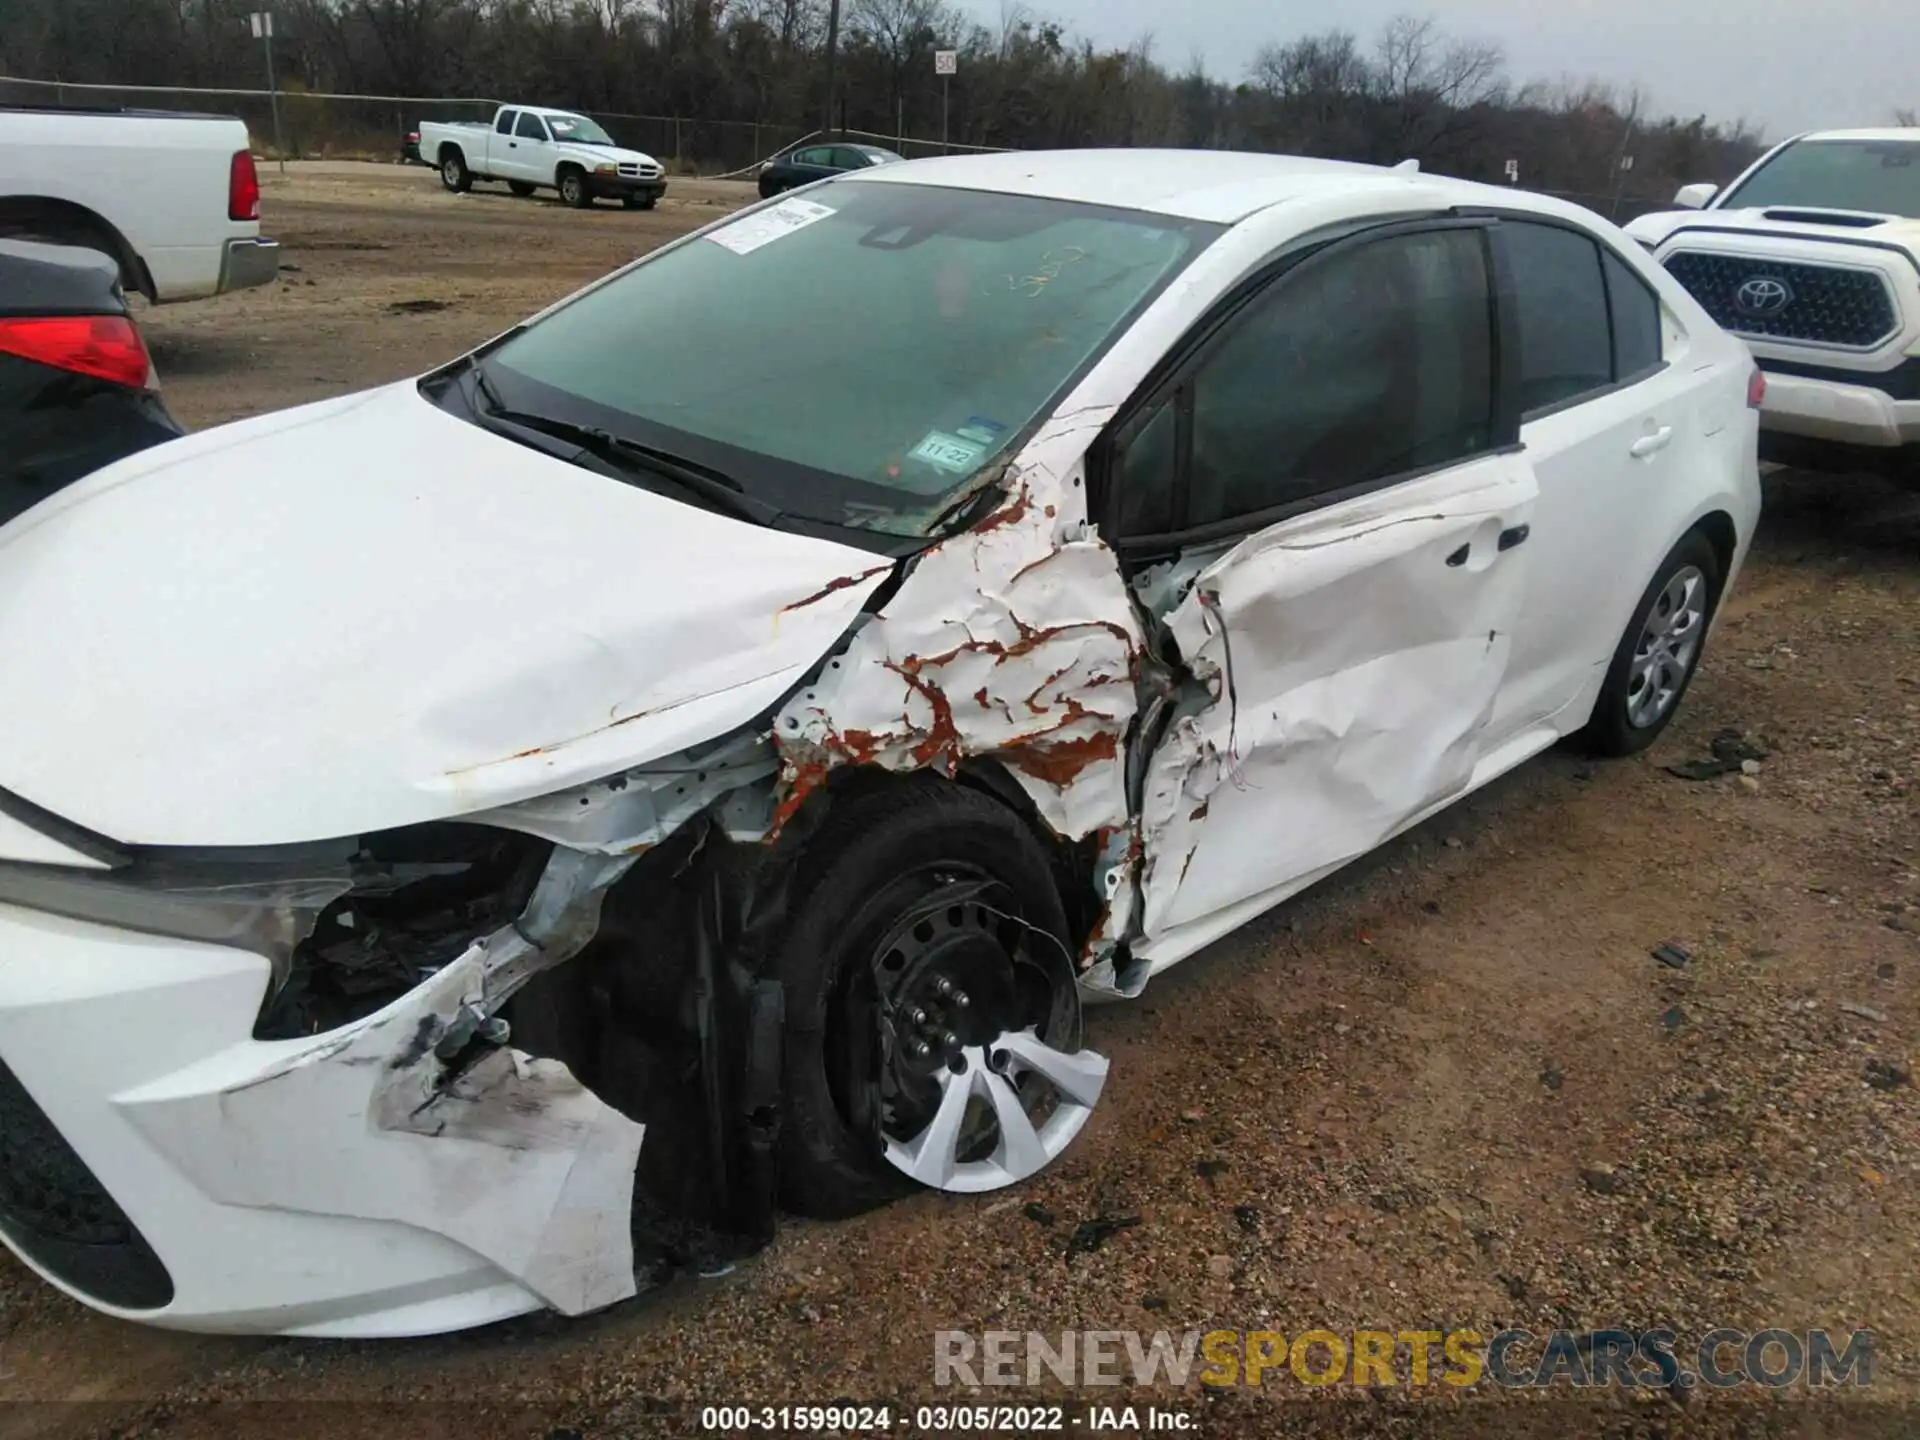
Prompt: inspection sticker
<box><xmin>705</xmin><ymin>197</ymin><xmax>836</xmax><ymax>255</ymax></box>
<box><xmin>908</xmin><ymin>430</ymin><xmax>987</xmax><ymax>473</ymax></box>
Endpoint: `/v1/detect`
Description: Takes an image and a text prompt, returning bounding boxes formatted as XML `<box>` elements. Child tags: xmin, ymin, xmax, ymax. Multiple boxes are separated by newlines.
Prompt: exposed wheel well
<box><xmin>0</xmin><ymin>197</ymin><xmax>153</xmax><ymax>301</ymax></box>
<box><xmin>774</xmin><ymin>760</ymin><xmax>1102</xmax><ymax>955</ymax></box>
<box><xmin>1693</xmin><ymin>510</ymin><xmax>1737</xmax><ymax>592</ymax></box>
<box><xmin>436</xmin><ymin>142</ymin><xmax>465</xmax><ymax>166</ymax></box>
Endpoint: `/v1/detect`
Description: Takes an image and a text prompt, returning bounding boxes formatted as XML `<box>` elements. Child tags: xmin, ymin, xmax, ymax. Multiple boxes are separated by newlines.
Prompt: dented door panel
<box><xmin>1132</xmin><ymin>453</ymin><xmax>1540</xmax><ymax>964</ymax></box>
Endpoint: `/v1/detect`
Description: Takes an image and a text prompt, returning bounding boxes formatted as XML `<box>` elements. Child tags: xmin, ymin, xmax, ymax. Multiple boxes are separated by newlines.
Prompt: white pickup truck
<box><xmin>419</xmin><ymin>105</ymin><xmax>668</xmax><ymax>210</ymax></box>
<box><xmin>0</xmin><ymin>105</ymin><xmax>280</xmax><ymax>304</ymax></box>
<box><xmin>1628</xmin><ymin>127</ymin><xmax>1920</xmax><ymax>477</ymax></box>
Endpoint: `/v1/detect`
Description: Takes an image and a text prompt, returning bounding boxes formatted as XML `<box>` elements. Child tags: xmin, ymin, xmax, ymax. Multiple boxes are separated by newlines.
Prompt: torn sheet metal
<box><xmin>462</xmin><ymin>729</ymin><xmax>780</xmax><ymax>853</ymax></box>
<box><xmin>772</xmin><ymin>466</ymin><xmax>1145</xmax><ymax>843</ymax></box>
<box><xmin>118</xmin><ymin>846</ymin><xmax>647</xmax><ymax>1318</ymax></box>
<box><xmin>1132</xmin><ymin>455</ymin><xmax>1539</xmax><ymax>953</ymax></box>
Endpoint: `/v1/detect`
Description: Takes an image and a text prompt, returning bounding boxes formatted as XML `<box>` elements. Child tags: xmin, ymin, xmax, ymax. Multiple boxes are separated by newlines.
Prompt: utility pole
<box><xmin>250</xmin><ymin>11</ymin><xmax>285</xmax><ymax>173</ymax></box>
<box><xmin>820</xmin><ymin>0</ymin><xmax>841</xmax><ymax>138</ymax></box>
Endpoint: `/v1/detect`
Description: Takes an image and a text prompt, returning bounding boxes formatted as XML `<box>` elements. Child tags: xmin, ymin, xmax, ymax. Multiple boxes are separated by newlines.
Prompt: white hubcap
<box><xmin>1627</xmin><ymin>564</ymin><xmax>1706</xmax><ymax>729</ymax></box>
<box><xmin>883</xmin><ymin>1026</ymin><xmax>1108</xmax><ymax>1193</ymax></box>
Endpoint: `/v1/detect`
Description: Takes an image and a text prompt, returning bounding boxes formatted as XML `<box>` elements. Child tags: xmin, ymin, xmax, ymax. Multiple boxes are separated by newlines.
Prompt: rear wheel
<box><xmin>558</xmin><ymin>169</ymin><xmax>592</xmax><ymax>209</ymax></box>
<box><xmin>439</xmin><ymin>150</ymin><xmax>472</xmax><ymax>193</ymax></box>
<box><xmin>507</xmin><ymin>180</ymin><xmax>536</xmax><ymax>198</ymax></box>
<box><xmin>1583</xmin><ymin>530</ymin><xmax>1722</xmax><ymax>757</ymax></box>
<box><xmin>773</xmin><ymin>782</ymin><xmax>1106</xmax><ymax>1220</ymax></box>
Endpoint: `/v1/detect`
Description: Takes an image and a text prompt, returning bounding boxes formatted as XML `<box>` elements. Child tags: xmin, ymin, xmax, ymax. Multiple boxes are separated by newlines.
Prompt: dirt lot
<box><xmin>2</xmin><ymin>162</ymin><xmax>1918</xmax><ymax>1438</ymax></box>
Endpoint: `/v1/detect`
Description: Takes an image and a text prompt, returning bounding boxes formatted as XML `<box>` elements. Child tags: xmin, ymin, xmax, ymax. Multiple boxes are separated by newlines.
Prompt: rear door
<box><xmin>1484</xmin><ymin>219</ymin><xmax>1698</xmax><ymax>742</ymax></box>
<box><xmin>1101</xmin><ymin>221</ymin><xmax>1538</xmax><ymax>964</ymax></box>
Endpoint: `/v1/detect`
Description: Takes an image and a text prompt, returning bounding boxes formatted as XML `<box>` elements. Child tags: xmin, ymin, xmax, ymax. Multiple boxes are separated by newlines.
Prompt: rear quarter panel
<box><xmin>0</xmin><ymin>111</ymin><xmax>259</xmax><ymax>302</ymax></box>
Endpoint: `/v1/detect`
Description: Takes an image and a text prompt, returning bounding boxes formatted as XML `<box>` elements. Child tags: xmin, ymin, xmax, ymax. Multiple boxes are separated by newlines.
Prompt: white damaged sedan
<box><xmin>0</xmin><ymin>150</ymin><xmax>1761</xmax><ymax>1337</ymax></box>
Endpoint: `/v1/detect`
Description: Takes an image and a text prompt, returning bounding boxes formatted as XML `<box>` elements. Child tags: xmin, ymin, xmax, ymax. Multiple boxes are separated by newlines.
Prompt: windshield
<box><xmin>548</xmin><ymin>114</ymin><xmax>615</xmax><ymax>146</ymax></box>
<box><xmin>1721</xmin><ymin>139</ymin><xmax>1920</xmax><ymax>218</ymax></box>
<box><xmin>482</xmin><ymin>181</ymin><xmax>1218</xmax><ymax>535</ymax></box>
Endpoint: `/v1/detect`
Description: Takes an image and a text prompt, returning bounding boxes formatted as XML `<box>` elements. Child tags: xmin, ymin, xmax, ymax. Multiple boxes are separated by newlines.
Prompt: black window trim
<box><xmin>1472</xmin><ymin>208</ymin><xmax>1673</xmax><ymax>424</ymax></box>
<box><xmin>1095</xmin><ymin>212</ymin><xmax>1520</xmax><ymax>560</ymax></box>
<box><xmin>495</xmin><ymin>109</ymin><xmax>518</xmax><ymax>135</ymax></box>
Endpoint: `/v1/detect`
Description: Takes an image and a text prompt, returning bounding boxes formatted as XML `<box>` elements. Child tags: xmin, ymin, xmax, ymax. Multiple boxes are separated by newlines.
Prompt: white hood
<box><xmin>1627</xmin><ymin>205</ymin><xmax>1920</xmax><ymax>250</ymax></box>
<box><xmin>0</xmin><ymin>383</ymin><xmax>890</xmax><ymax>847</ymax></box>
<box><xmin>558</xmin><ymin>142</ymin><xmax>660</xmax><ymax>170</ymax></box>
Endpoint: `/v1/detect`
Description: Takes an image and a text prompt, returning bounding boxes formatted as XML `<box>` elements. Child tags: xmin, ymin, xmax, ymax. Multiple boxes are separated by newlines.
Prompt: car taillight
<box><xmin>229</xmin><ymin>148</ymin><xmax>261</xmax><ymax>221</ymax></box>
<box><xmin>0</xmin><ymin>315</ymin><xmax>155</xmax><ymax>389</ymax></box>
<box><xmin>1747</xmin><ymin>368</ymin><xmax>1767</xmax><ymax>409</ymax></box>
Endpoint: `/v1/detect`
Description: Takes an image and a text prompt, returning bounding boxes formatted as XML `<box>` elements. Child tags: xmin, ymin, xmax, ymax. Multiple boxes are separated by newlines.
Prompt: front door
<box><xmin>1096</xmin><ymin>221</ymin><xmax>1539</xmax><ymax>969</ymax></box>
<box><xmin>505</xmin><ymin>109</ymin><xmax>552</xmax><ymax>183</ymax></box>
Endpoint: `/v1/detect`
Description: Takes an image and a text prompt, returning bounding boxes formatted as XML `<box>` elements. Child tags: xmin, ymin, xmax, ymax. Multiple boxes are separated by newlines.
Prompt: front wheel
<box><xmin>773</xmin><ymin>782</ymin><xmax>1107</xmax><ymax>1220</ymax></box>
<box><xmin>1583</xmin><ymin>530</ymin><xmax>1722</xmax><ymax>757</ymax></box>
<box><xmin>439</xmin><ymin>151</ymin><xmax>472</xmax><ymax>193</ymax></box>
<box><xmin>558</xmin><ymin>169</ymin><xmax>592</xmax><ymax>209</ymax></box>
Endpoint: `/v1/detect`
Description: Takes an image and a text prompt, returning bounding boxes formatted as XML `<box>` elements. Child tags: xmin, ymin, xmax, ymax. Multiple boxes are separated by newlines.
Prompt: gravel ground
<box><xmin>1</xmin><ymin>163</ymin><xmax>1917</xmax><ymax>1439</ymax></box>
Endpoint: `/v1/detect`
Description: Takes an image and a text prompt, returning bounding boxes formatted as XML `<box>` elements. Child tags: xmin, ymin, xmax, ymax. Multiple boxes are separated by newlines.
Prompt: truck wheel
<box><xmin>558</xmin><ymin>169</ymin><xmax>592</xmax><ymax>209</ymax></box>
<box><xmin>507</xmin><ymin>181</ymin><xmax>536</xmax><ymax>198</ymax></box>
<box><xmin>440</xmin><ymin>150</ymin><xmax>472</xmax><ymax>193</ymax></box>
<box><xmin>772</xmin><ymin>780</ymin><xmax>1107</xmax><ymax>1220</ymax></box>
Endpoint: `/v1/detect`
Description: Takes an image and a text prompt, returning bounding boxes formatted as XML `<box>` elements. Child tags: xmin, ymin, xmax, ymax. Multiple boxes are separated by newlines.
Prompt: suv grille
<box><xmin>0</xmin><ymin>1056</ymin><xmax>172</xmax><ymax>1308</ymax></box>
<box><xmin>1663</xmin><ymin>251</ymin><xmax>1898</xmax><ymax>349</ymax></box>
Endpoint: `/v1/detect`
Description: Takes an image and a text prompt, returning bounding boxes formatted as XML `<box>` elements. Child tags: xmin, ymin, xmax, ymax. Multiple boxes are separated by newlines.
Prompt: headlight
<box><xmin>595</xmin><ymin>163</ymin><xmax>616</xmax><ymax>176</ymax></box>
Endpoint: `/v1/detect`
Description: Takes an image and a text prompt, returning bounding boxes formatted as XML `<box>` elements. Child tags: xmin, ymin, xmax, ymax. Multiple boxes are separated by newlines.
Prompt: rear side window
<box><xmin>1603</xmin><ymin>250</ymin><xmax>1663</xmax><ymax>379</ymax></box>
<box><xmin>495</xmin><ymin>110</ymin><xmax>517</xmax><ymax>135</ymax></box>
<box><xmin>1504</xmin><ymin>222</ymin><xmax>1612</xmax><ymax>415</ymax></box>
<box><xmin>514</xmin><ymin>112</ymin><xmax>548</xmax><ymax>141</ymax></box>
<box><xmin>1179</xmin><ymin>227</ymin><xmax>1496</xmax><ymax>529</ymax></box>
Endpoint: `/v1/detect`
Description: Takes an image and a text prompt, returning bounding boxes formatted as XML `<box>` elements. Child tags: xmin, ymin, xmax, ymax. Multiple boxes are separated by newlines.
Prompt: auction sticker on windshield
<box><xmin>908</xmin><ymin>429</ymin><xmax>987</xmax><ymax>473</ymax></box>
<box><xmin>707</xmin><ymin>197</ymin><xmax>836</xmax><ymax>256</ymax></box>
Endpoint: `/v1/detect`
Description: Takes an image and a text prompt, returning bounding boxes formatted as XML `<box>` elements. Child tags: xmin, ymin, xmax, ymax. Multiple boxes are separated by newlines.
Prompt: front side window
<box><xmin>1157</xmin><ymin>227</ymin><xmax>1495</xmax><ymax>532</ymax></box>
<box><xmin>476</xmin><ymin>182</ymin><xmax>1219</xmax><ymax>536</ymax></box>
<box><xmin>793</xmin><ymin>147</ymin><xmax>832</xmax><ymax>167</ymax></box>
<box><xmin>514</xmin><ymin>112</ymin><xmax>548</xmax><ymax>142</ymax></box>
<box><xmin>1720</xmin><ymin>139</ymin><xmax>1920</xmax><ymax>218</ymax></box>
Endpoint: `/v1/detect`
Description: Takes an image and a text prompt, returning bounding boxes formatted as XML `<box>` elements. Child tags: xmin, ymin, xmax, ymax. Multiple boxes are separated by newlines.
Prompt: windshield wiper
<box><xmin>468</xmin><ymin>368</ymin><xmax>782</xmax><ymax>527</ymax></box>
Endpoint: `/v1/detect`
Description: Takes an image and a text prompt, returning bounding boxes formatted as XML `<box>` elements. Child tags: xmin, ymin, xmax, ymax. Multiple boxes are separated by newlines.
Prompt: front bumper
<box><xmin>589</xmin><ymin>175</ymin><xmax>667</xmax><ymax>201</ymax></box>
<box><xmin>1757</xmin><ymin>368</ymin><xmax>1920</xmax><ymax>448</ymax></box>
<box><xmin>0</xmin><ymin>900</ymin><xmax>644</xmax><ymax>1337</ymax></box>
<box><xmin>217</xmin><ymin>238</ymin><xmax>281</xmax><ymax>295</ymax></box>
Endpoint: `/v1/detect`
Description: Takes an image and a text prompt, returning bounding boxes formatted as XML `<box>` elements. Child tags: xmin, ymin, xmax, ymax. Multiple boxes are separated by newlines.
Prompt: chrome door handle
<box><xmin>1630</xmin><ymin>426</ymin><xmax>1674</xmax><ymax>458</ymax></box>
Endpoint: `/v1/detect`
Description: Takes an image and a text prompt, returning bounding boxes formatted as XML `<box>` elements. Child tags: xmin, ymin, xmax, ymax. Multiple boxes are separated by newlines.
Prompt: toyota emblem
<box><xmin>1734</xmin><ymin>275</ymin><xmax>1794</xmax><ymax>316</ymax></box>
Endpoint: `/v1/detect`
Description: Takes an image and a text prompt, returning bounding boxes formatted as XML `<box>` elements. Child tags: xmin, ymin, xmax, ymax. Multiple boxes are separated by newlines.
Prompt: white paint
<box><xmin>0</xmin><ymin>382</ymin><xmax>889</xmax><ymax>845</ymax></box>
<box><xmin>417</xmin><ymin>106</ymin><xmax>666</xmax><ymax>193</ymax></box>
<box><xmin>0</xmin><ymin>107</ymin><xmax>269</xmax><ymax>302</ymax></box>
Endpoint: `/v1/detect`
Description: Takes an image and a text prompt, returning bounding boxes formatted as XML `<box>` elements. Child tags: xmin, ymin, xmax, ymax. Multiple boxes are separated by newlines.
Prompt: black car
<box><xmin>1</xmin><ymin>240</ymin><xmax>184</xmax><ymax>530</ymax></box>
<box><xmin>402</xmin><ymin>126</ymin><xmax>423</xmax><ymax>164</ymax></box>
<box><xmin>756</xmin><ymin>142</ymin><xmax>904</xmax><ymax>198</ymax></box>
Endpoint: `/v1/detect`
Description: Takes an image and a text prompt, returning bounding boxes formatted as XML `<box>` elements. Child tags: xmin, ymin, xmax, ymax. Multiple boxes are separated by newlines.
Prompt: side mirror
<box><xmin>1673</xmin><ymin>182</ymin><xmax>1717</xmax><ymax>210</ymax></box>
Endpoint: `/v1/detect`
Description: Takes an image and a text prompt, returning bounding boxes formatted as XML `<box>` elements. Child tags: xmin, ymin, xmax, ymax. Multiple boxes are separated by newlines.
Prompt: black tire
<box><xmin>1582</xmin><ymin>529</ymin><xmax>1723</xmax><ymax>757</ymax></box>
<box><xmin>758</xmin><ymin>179</ymin><xmax>784</xmax><ymax>200</ymax></box>
<box><xmin>507</xmin><ymin>180</ymin><xmax>537</xmax><ymax>198</ymax></box>
<box><xmin>558</xmin><ymin>168</ymin><xmax>593</xmax><ymax>209</ymax></box>
<box><xmin>439</xmin><ymin>150</ymin><xmax>472</xmax><ymax>193</ymax></box>
<box><xmin>773</xmin><ymin>781</ymin><xmax>1075</xmax><ymax>1220</ymax></box>
<box><xmin>622</xmin><ymin>194</ymin><xmax>657</xmax><ymax>211</ymax></box>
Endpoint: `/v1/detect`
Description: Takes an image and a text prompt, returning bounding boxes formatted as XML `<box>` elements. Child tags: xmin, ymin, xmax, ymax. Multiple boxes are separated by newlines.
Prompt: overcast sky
<box><xmin>1021</xmin><ymin>0</ymin><xmax>1917</xmax><ymax>141</ymax></box>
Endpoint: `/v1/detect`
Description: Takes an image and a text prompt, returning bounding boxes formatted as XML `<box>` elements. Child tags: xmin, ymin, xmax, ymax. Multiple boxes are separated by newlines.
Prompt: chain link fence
<box><xmin>0</xmin><ymin>76</ymin><xmax>1010</xmax><ymax>176</ymax></box>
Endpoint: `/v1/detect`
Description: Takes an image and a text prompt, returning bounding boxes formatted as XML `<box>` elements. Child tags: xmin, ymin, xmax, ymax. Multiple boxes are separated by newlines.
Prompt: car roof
<box><xmin>1787</xmin><ymin>128</ymin><xmax>1920</xmax><ymax>143</ymax></box>
<box><xmin>850</xmin><ymin>147</ymin><xmax>1543</xmax><ymax>224</ymax></box>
